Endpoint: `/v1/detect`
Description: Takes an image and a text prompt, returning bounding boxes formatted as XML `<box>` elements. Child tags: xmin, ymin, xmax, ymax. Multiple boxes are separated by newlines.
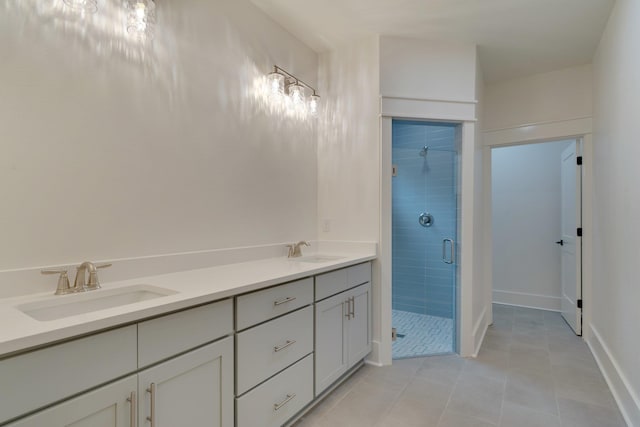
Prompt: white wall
<box><xmin>591</xmin><ymin>0</ymin><xmax>640</xmax><ymax>424</ymax></box>
<box><xmin>317</xmin><ymin>37</ymin><xmax>380</xmax><ymax>243</ymax></box>
<box><xmin>491</xmin><ymin>141</ymin><xmax>570</xmax><ymax>311</ymax></box>
<box><xmin>380</xmin><ymin>37</ymin><xmax>477</xmax><ymax>101</ymax></box>
<box><xmin>0</xmin><ymin>0</ymin><xmax>318</xmax><ymax>272</ymax></box>
<box><xmin>484</xmin><ymin>64</ymin><xmax>592</xmax><ymax>131</ymax></box>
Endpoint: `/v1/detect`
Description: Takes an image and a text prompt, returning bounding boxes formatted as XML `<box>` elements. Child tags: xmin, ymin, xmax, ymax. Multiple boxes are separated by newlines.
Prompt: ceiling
<box><xmin>251</xmin><ymin>0</ymin><xmax>615</xmax><ymax>84</ymax></box>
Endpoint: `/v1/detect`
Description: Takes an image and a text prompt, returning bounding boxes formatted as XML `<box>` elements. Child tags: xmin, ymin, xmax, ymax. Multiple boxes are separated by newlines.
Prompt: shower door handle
<box><xmin>442</xmin><ymin>239</ymin><xmax>455</xmax><ymax>264</ymax></box>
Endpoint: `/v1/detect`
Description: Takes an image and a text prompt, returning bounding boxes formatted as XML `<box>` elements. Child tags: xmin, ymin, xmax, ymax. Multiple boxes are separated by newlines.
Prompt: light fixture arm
<box><xmin>273</xmin><ymin>65</ymin><xmax>319</xmax><ymax>98</ymax></box>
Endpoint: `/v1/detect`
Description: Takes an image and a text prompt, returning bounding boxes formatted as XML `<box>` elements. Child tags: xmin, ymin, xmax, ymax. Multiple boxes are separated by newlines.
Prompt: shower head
<box><xmin>419</xmin><ymin>146</ymin><xmax>429</xmax><ymax>157</ymax></box>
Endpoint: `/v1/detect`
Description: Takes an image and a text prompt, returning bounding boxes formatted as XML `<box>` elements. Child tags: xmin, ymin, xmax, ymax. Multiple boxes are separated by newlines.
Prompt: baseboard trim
<box><xmin>587</xmin><ymin>324</ymin><xmax>640</xmax><ymax>427</ymax></box>
<box><xmin>366</xmin><ymin>340</ymin><xmax>385</xmax><ymax>366</ymax></box>
<box><xmin>472</xmin><ymin>306</ymin><xmax>489</xmax><ymax>357</ymax></box>
<box><xmin>493</xmin><ymin>289</ymin><xmax>561</xmax><ymax>311</ymax></box>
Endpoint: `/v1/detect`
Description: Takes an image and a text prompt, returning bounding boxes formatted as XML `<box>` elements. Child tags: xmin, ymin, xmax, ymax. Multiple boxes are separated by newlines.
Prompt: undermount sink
<box><xmin>291</xmin><ymin>255</ymin><xmax>345</xmax><ymax>263</ymax></box>
<box><xmin>17</xmin><ymin>284</ymin><xmax>178</xmax><ymax>321</ymax></box>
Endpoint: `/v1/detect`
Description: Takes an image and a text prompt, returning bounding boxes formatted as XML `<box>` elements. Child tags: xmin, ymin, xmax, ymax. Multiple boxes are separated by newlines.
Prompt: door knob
<box><xmin>555</xmin><ymin>240</ymin><xmax>564</xmax><ymax>246</ymax></box>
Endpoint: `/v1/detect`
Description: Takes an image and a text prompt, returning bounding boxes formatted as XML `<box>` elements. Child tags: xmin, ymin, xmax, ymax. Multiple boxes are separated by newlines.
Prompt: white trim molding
<box><xmin>472</xmin><ymin>305</ymin><xmax>489</xmax><ymax>357</ymax></box>
<box><xmin>380</xmin><ymin>95</ymin><xmax>477</xmax><ymax>122</ymax></box>
<box><xmin>493</xmin><ymin>290</ymin><xmax>562</xmax><ymax>312</ymax></box>
<box><xmin>587</xmin><ymin>324</ymin><xmax>640</xmax><ymax>427</ymax></box>
<box><xmin>483</xmin><ymin>117</ymin><xmax>592</xmax><ymax>147</ymax></box>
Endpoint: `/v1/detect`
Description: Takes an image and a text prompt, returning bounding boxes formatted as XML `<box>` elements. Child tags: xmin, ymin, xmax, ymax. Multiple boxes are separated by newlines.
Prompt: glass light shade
<box><xmin>266</xmin><ymin>72</ymin><xmax>284</xmax><ymax>97</ymax></box>
<box><xmin>288</xmin><ymin>82</ymin><xmax>306</xmax><ymax>107</ymax></box>
<box><xmin>127</xmin><ymin>0</ymin><xmax>156</xmax><ymax>39</ymax></box>
<box><xmin>63</xmin><ymin>0</ymin><xmax>97</xmax><ymax>13</ymax></box>
<box><xmin>308</xmin><ymin>93</ymin><xmax>320</xmax><ymax>115</ymax></box>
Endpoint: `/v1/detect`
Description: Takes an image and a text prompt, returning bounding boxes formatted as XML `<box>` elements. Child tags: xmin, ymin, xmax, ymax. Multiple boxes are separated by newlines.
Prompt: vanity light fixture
<box><xmin>309</xmin><ymin>91</ymin><xmax>320</xmax><ymax>116</ymax></box>
<box><xmin>63</xmin><ymin>0</ymin><xmax>98</xmax><ymax>14</ymax></box>
<box><xmin>126</xmin><ymin>0</ymin><xmax>156</xmax><ymax>40</ymax></box>
<box><xmin>267</xmin><ymin>66</ymin><xmax>320</xmax><ymax>116</ymax></box>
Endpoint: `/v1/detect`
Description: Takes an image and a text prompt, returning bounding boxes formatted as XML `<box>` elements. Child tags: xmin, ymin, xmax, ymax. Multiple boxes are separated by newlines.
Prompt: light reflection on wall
<box><xmin>2</xmin><ymin>0</ymin><xmax>173</xmax><ymax>95</ymax></box>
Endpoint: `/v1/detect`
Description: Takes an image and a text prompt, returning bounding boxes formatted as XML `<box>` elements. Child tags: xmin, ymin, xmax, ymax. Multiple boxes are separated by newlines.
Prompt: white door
<box><xmin>560</xmin><ymin>140</ymin><xmax>582</xmax><ymax>334</ymax></box>
<box><xmin>8</xmin><ymin>375</ymin><xmax>137</xmax><ymax>427</ymax></box>
<box><xmin>315</xmin><ymin>292</ymin><xmax>348</xmax><ymax>396</ymax></box>
<box><xmin>138</xmin><ymin>337</ymin><xmax>234</xmax><ymax>427</ymax></box>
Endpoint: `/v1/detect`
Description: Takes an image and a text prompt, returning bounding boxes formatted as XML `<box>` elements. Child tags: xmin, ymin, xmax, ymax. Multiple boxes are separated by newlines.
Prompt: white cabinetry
<box><xmin>138</xmin><ymin>336</ymin><xmax>234</xmax><ymax>427</ymax></box>
<box><xmin>8</xmin><ymin>376</ymin><xmax>137</xmax><ymax>427</ymax></box>
<box><xmin>315</xmin><ymin>281</ymin><xmax>371</xmax><ymax>396</ymax></box>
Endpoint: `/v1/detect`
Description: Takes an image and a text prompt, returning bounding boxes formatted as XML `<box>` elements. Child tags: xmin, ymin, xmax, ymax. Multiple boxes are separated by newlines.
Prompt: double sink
<box><xmin>14</xmin><ymin>255</ymin><xmax>344</xmax><ymax>322</ymax></box>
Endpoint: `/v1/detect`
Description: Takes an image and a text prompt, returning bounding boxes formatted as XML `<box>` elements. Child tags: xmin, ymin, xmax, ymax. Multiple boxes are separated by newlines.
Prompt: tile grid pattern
<box><xmin>293</xmin><ymin>304</ymin><xmax>626</xmax><ymax>427</ymax></box>
<box><xmin>392</xmin><ymin>120</ymin><xmax>457</xmax><ymax>318</ymax></box>
<box><xmin>392</xmin><ymin>310</ymin><xmax>453</xmax><ymax>358</ymax></box>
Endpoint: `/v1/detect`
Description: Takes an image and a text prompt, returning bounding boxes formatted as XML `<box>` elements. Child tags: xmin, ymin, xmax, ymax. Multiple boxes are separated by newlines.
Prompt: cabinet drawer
<box><xmin>0</xmin><ymin>325</ymin><xmax>137</xmax><ymax>424</ymax></box>
<box><xmin>138</xmin><ymin>298</ymin><xmax>232</xmax><ymax>368</ymax></box>
<box><xmin>315</xmin><ymin>262</ymin><xmax>371</xmax><ymax>301</ymax></box>
<box><xmin>236</xmin><ymin>306</ymin><xmax>313</xmax><ymax>395</ymax></box>
<box><xmin>236</xmin><ymin>277</ymin><xmax>313</xmax><ymax>330</ymax></box>
<box><xmin>236</xmin><ymin>354</ymin><xmax>313</xmax><ymax>427</ymax></box>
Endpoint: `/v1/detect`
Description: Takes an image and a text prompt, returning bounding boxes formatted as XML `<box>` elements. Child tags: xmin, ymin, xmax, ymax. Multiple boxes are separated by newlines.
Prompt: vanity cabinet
<box><xmin>315</xmin><ymin>262</ymin><xmax>372</xmax><ymax>396</ymax></box>
<box><xmin>3</xmin><ymin>300</ymin><xmax>234</xmax><ymax>427</ymax></box>
<box><xmin>3</xmin><ymin>260</ymin><xmax>373</xmax><ymax>427</ymax></box>
<box><xmin>138</xmin><ymin>336</ymin><xmax>234</xmax><ymax>427</ymax></box>
<box><xmin>7</xmin><ymin>376</ymin><xmax>137</xmax><ymax>427</ymax></box>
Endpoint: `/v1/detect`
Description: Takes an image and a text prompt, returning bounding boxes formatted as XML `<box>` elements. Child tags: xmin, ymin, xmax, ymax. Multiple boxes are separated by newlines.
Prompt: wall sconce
<box><xmin>126</xmin><ymin>0</ymin><xmax>156</xmax><ymax>40</ymax></box>
<box><xmin>267</xmin><ymin>66</ymin><xmax>320</xmax><ymax>117</ymax></box>
<box><xmin>63</xmin><ymin>0</ymin><xmax>98</xmax><ymax>14</ymax></box>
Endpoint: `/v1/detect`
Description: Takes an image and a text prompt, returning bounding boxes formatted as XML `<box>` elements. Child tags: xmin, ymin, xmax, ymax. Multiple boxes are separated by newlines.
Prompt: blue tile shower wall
<box><xmin>392</xmin><ymin>120</ymin><xmax>457</xmax><ymax>319</ymax></box>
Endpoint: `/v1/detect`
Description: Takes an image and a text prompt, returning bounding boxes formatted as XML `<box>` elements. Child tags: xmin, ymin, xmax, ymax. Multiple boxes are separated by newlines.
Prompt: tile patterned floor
<box><xmin>293</xmin><ymin>304</ymin><xmax>626</xmax><ymax>427</ymax></box>
<box><xmin>392</xmin><ymin>310</ymin><xmax>454</xmax><ymax>358</ymax></box>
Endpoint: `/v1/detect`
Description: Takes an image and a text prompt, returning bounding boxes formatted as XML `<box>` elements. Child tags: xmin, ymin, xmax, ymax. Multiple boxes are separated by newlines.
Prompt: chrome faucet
<box><xmin>287</xmin><ymin>241</ymin><xmax>310</xmax><ymax>258</ymax></box>
<box><xmin>74</xmin><ymin>261</ymin><xmax>112</xmax><ymax>291</ymax></box>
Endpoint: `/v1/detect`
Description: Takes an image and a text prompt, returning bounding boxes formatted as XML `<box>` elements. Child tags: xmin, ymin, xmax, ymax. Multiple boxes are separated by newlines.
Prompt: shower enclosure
<box><xmin>392</xmin><ymin>119</ymin><xmax>458</xmax><ymax>358</ymax></box>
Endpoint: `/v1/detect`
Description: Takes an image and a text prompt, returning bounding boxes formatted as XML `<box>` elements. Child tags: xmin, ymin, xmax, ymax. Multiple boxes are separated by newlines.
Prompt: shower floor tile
<box><xmin>392</xmin><ymin>310</ymin><xmax>453</xmax><ymax>358</ymax></box>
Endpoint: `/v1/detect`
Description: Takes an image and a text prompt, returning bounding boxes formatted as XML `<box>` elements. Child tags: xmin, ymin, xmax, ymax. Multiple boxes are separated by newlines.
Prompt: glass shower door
<box><xmin>391</xmin><ymin>120</ymin><xmax>458</xmax><ymax>359</ymax></box>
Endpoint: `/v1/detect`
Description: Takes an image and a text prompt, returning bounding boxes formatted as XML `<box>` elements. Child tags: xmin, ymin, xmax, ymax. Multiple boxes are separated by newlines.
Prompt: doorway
<box><xmin>391</xmin><ymin>119</ymin><xmax>459</xmax><ymax>358</ymax></box>
<box><xmin>490</xmin><ymin>138</ymin><xmax>583</xmax><ymax>335</ymax></box>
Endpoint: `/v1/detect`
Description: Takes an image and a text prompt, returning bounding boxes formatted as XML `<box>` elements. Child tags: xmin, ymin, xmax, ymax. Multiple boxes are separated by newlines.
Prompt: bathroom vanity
<box><xmin>0</xmin><ymin>256</ymin><xmax>374</xmax><ymax>427</ymax></box>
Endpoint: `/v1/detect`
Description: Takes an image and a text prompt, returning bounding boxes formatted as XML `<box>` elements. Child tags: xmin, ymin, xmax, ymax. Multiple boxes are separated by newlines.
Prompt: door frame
<box><xmin>378</xmin><ymin>95</ymin><xmax>479</xmax><ymax>364</ymax></box>
<box><xmin>483</xmin><ymin>117</ymin><xmax>593</xmax><ymax>340</ymax></box>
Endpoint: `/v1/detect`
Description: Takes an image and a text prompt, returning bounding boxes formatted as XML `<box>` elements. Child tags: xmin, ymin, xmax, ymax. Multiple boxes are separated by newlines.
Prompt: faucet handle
<box><xmin>87</xmin><ymin>263</ymin><xmax>112</xmax><ymax>289</ymax></box>
<box><xmin>41</xmin><ymin>268</ymin><xmax>72</xmax><ymax>295</ymax></box>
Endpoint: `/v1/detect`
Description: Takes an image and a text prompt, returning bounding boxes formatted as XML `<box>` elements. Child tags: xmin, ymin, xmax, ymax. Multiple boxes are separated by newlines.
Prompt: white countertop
<box><xmin>0</xmin><ymin>253</ymin><xmax>375</xmax><ymax>358</ymax></box>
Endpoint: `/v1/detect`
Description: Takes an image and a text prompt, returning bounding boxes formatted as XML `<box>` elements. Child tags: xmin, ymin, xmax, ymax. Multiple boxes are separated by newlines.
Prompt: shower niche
<box><xmin>391</xmin><ymin>119</ymin><xmax>459</xmax><ymax>358</ymax></box>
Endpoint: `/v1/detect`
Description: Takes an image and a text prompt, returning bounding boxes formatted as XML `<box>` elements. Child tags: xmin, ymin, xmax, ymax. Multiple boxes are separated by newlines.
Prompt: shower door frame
<box><xmin>379</xmin><ymin>94</ymin><xmax>480</xmax><ymax>365</ymax></box>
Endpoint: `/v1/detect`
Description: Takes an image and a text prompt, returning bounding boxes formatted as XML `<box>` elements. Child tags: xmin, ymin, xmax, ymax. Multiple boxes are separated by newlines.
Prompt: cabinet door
<box><xmin>8</xmin><ymin>375</ymin><xmax>137</xmax><ymax>427</ymax></box>
<box><xmin>347</xmin><ymin>282</ymin><xmax>372</xmax><ymax>367</ymax></box>
<box><xmin>138</xmin><ymin>336</ymin><xmax>234</xmax><ymax>427</ymax></box>
<box><xmin>314</xmin><ymin>292</ymin><xmax>348</xmax><ymax>396</ymax></box>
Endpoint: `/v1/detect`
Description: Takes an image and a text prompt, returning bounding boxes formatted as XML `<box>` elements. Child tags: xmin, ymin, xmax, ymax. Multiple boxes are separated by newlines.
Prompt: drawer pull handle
<box><xmin>274</xmin><ymin>339</ymin><xmax>296</xmax><ymax>352</ymax></box>
<box><xmin>146</xmin><ymin>383</ymin><xmax>156</xmax><ymax>427</ymax></box>
<box><xmin>126</xmin><ymin>391</ymin><xmax>136</xmax><ymax>427</ymax></box>
<box><xmin>274</xmin><ymin>296</ymin><xmax>297</xmax><ymax>306</ymax></box>
<box><xmin>274</xmin><ymin>393</ymin><xmax>296</xmax><ymax>411</ymax></box>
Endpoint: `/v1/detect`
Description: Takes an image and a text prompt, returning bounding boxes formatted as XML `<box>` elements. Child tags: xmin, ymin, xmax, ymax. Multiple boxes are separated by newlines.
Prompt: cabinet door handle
<box><xmin>344</xmin><ymin>299</ymin><xmax>350</xmax><ymax>319</ymax></box>
<box><xmin>126</xmin><ymin>391</ymin><xmax>136</xmax><ymax>427</ymax></box>
<box><xmin>274</xmin><ymin>339</ymin><xmax>296</xmax><ymax>352</ymax></box>
<box><xmin>350</xmin><ymin>296</ymin><xmax>355</xmax><ymax>319</ymax></box>
<box><xmin>274</xmin><ymin>296</ymin><xmax>296</xmax><ymax>306</ymax></box>
<box><xmin>146</xmin><ymin>383</ymin><xmax>156</xmax><ymax>427</ymax></box>
<box><xmin>273</xmin><ymin>393</ymin><xmax>296</xmax><ymax>411</ymax></box>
